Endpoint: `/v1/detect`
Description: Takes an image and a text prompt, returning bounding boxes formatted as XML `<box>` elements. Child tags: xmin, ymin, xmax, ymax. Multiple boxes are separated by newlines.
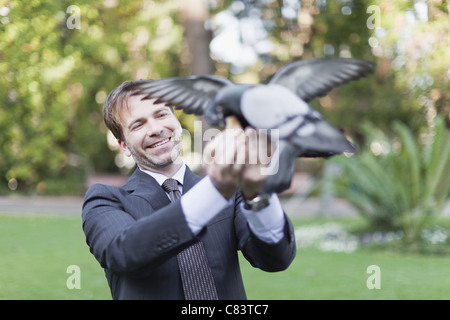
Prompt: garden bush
<box><xmin>332</xmin><ymin>116</ymin><xmax>450</xmax><ymax>242</ymax></box>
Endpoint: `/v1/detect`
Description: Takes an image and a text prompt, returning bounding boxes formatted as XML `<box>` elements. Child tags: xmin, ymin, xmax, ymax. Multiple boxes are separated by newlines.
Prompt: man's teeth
<box><xmin>150</xmin><ymin>138</ymin><xmax>170</xmax><ymax>148</ymax></box>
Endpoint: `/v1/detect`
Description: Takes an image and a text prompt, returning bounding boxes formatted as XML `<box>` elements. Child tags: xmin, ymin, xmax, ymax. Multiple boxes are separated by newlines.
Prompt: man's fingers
<box><xmin>234</xmin><ymin>131</ymin><xmax>246</xmax><ymax>173</ymax></box>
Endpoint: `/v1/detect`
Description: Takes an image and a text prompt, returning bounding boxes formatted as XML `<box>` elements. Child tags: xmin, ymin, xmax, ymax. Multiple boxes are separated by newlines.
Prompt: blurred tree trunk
<box><xmin>179</xmin><ymin>0</ymin><xmax>215</xmax><ymax>158</ymax></box>
<box><xmin>180</xmin><ymin>0</ymin><xmax>214</xmax><ymax>75</ymax></box>
<box><xmin>297</xmin><ymin>0</ymin><xmax>319</xmax><ymax>58</ymax></box>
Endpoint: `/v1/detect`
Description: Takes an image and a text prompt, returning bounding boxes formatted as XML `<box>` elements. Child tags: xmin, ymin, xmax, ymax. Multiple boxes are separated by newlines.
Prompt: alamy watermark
<box><xmin>64</xmin><ymin>4</ymin><xmax>381</xmax><ymax>32</ymax></box>
<box><xmin>66</xmin><ymin>264</ymin><xmax>382</xmax><ymax>292</ymax></box>
<box><xmin>66</xmin><ymin>5</ymin><xmax>81</xmax><ymax>30</ymax></box>
<box><xmin>66</xmin><ymin>265</ymin><xmax>81</xmax><ymax>290</ymax></box>
<box><xmin>366</xmin><ymin>5</ymin><xmax>381</xmax><ymax>30</ymax></box>
<box><xmin>366</xmin><ymin>265</ymin><xmax>381</xmax><ymax>290</ymax></box>
<box><xmin>170</xmin><ymin>122</ymin><xmax>280</xmax><ymax>176</ymax></box>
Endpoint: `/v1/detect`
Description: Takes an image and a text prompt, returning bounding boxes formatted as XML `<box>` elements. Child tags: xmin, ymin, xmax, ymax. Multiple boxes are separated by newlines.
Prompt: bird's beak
<box><xmin>225</xmin><ymin>115</ymin><xmax>243</xmax><ymax>130</ymax></box>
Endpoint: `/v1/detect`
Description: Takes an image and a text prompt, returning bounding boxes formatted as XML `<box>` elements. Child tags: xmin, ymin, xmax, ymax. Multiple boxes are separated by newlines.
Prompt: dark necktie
<box><xmin>162</xmin><ymin>178</ymin><xmax>219</xmax><ymax>300</ymax></box>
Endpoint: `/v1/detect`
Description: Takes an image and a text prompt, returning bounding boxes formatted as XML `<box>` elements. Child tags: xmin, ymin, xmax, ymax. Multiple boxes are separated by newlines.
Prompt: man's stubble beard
<box><xmin>126</xmin><ymin>132</ymin><xmax>183</xmax><ymax>171</ymax></box>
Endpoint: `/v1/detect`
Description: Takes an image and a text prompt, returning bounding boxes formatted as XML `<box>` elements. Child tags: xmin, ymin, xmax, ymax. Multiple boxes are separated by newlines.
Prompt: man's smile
<box><xmin>148</xmin><ymin>137</ymin><xmax>171</xmax><ymax>149</ymax></box>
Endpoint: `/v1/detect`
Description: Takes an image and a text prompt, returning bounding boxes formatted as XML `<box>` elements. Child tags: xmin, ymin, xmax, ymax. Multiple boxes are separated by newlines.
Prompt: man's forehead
<box><xmin>117</xmin><ymin>94</ymin><xmax>175</xmax><ymax>128</ymax></box>
<box><xmin>128</xmin><ymin>94</ymin><xmax>158</xmax><ymax>108</ymax></box>
<box><xmin>123</xmin><ymin>95</ymin><xmax>170</xmax><ymax>114</ymax></box>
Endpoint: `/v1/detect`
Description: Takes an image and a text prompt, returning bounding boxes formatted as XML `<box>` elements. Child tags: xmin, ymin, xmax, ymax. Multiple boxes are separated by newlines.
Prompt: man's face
<box><xmin>118</xmin><ymin>95</ymin><xmax>183</xmax><ymax>173</ymax></box>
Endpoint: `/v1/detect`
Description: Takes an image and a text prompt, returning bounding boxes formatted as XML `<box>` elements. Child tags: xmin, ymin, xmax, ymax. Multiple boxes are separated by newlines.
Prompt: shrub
<box><xmin>332</xmin><ymin>116</ymin><xmax>450</xmax><ymax>242</ymax></box>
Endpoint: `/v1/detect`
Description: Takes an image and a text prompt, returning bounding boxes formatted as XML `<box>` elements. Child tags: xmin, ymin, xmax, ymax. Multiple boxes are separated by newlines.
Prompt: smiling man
<box><xmin>82</xmin><ymin>80</ymin><xmax>296</xmax><ymax>300</ymax></box>
<box><xmin>117</xmin><ymin>93</ymin><xmax>184</xmax><ymax>176</ymax></box>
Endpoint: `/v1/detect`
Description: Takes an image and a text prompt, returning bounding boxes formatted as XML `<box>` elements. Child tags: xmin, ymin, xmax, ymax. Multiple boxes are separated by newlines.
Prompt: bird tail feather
<box><xmin>261</xmin><ymin>141</ymin><xmax>297</xmax><ymax>194</ymax></box>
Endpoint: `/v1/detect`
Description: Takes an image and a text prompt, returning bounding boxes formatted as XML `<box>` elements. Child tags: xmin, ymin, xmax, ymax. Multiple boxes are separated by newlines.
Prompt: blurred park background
<box><xmin>0</xmin><ymin>0</ymin><xmax>449</xmax><ymax>299</ymax></box>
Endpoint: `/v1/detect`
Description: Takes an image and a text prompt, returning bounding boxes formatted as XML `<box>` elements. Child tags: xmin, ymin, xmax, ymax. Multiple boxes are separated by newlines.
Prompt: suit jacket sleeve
<box><xmin>82</xmin><ymin>183</ymin><xmax>196</xmax><ymax>277</ymax></box>
<box><xmin>234</xmin><ymin>191</ymin><xmax>296</xmax><ymax>272</ymax></box>
<box><xmin>82</xmin><ymin>180</ymin><xmax>296</xmax><ymax>279</ymax></box>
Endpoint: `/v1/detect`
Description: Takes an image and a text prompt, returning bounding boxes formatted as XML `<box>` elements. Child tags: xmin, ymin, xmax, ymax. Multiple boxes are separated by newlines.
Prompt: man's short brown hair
<box><xmin>103</xmin><ymin>80</ymin><xmax>175</xmax><ymax>141</ymax></box>
<box><xmin>103</xmin><ymin>80</ymin><xmax>144</xmax><ymax>141</ymax></box>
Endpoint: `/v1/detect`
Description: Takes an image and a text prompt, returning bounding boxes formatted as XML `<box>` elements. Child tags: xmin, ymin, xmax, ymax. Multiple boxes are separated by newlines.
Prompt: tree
<box><xmin>207</xmin><ymin>0</ymin><xmax>449</xmax><ymax>137</ymax></box>
<box><xmin>0</xmin><ymin>0</ymin><xmax>185</xmax><ymax>193</ymax></box>
<box><xmin>2</xmin><ymin>0</ymin><xmax>447</xmax><ymax>195</ymax></box>
<box><xmin>179</xmin><ymin>0</ymin><xmax>216</xmax><ymax>154</ymax></box>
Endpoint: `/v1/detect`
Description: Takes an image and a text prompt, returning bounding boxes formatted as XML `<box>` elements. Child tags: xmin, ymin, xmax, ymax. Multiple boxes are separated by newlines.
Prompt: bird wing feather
<box><xmin>269</xmin><ymin>58</ymin><xmax>374</xmax><ymax>102</ymax></box>
<box><xmin>129</xmin><ymin>75</ymin><xmax>233</xmax><ymax>115</ymax></box>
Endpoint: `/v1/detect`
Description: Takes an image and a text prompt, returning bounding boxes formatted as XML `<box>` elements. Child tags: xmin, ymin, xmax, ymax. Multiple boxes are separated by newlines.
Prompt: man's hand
<box><xmin>239</xmin><ymin>128</ymin><xmax>272</xmax><ymax>200</ymax></box>
<box><xmin>202</xmin><ymin>127</ymin><xmax>273</xmax><ymax>200</ymax></box>
<box><xmin>202</xmin><ymin>128</ymin><xmax>245</xmax><ymax>199</ymax></box>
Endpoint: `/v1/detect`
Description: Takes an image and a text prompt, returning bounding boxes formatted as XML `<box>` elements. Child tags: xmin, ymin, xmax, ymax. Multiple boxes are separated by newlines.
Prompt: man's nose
<box><xmin>145</xmin><ymin>120</ymin><xmax>164</xmax><ymax>137</ymax></box>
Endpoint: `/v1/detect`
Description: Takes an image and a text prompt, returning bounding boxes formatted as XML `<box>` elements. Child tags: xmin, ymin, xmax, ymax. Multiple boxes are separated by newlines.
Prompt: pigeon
<box><xmin>129</xmin><ymin>58</ymin><xmax>374</xmax><ymax>193</ymax></box>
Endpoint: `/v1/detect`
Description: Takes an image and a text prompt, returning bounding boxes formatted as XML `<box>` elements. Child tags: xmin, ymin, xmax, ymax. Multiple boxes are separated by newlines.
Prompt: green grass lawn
<box><xmin>0</xmin><ymin>214</ymin><xmax>110</xmax><ymax>300</ymax></box>
<box><xmin>1</xmin><ymin>214</ymin><xmax>450</xmax><ymax>300</ymax></box>
<box><xmin>240</xmin><ymin>248</ymin><xmax>450</xmax><ymax>299</ymax></box>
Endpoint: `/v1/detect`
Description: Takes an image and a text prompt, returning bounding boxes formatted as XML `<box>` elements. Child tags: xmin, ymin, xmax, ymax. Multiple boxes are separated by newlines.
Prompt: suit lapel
<box><xmin>123</xmin><ymin>168</ymin><xmax>171</xmax><ymax>211</ymax></box>
<box><xmin>123</xmin><ymin>166</ymin><xmax>203</xmax><ymax>210</ymax></box>
<box><xmin>182</xmin><ymin>166</ymin><xmax>202</xmax><ymax>195</ymax></box>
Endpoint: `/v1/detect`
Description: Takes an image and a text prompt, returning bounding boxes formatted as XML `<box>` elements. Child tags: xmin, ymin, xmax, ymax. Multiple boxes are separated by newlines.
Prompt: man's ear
<box><xmin>118</xmin><ymin>139</ymin><xmax>132</xmax><ymax>157</ymax></box>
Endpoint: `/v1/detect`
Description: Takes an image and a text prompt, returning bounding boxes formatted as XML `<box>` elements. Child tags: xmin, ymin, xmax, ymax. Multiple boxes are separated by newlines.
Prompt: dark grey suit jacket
<box><xmin>82</xmin><ymin>167</ymin><xmax>296</xmax><ymax>300</ymax></box>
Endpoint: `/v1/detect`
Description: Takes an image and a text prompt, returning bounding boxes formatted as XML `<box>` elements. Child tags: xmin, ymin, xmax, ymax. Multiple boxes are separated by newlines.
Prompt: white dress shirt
<box><xmin>140</xmin><ymin>163</ymin><xmax>286</xmax><ymax>244</ymax></box>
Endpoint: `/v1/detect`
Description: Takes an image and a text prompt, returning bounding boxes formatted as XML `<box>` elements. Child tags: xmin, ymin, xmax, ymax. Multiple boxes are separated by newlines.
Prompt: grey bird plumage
<box><xmin>129</xmin><ymin>58</ymin><xmax>374</xmax><ymax>193</ymax></box>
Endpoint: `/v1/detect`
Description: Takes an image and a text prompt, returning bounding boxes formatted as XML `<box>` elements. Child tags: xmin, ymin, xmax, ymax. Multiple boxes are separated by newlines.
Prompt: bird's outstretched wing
<box><xmin>269</xmin><ymin>58</ymin><xmax>374</xmax><ymax>102</ymax></box>
<box><xmin>129</xmin><ymin>75</ymin><xmax>233</xmax><ymax>115</ymax></box>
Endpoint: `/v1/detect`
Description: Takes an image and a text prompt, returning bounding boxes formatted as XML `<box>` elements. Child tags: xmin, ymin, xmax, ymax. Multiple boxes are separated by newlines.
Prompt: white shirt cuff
<box><xmin>181</xmin><ymin>176</ymin><xmax>286</xmax><ymax>244</ymax></box>
<box><xmin>180</xmin><ymin>176</ymin><xmax>230</xmax><ymax>235</ymax></box>
<box><xmin>240</xmin><ymin>193</ymin><xmax>286</xmax><ymax>244</ymax></box>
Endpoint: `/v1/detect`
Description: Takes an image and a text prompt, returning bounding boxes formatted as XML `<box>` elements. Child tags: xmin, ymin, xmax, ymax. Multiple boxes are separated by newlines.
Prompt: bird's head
<box><xmin>204</xmin><ymin>84</ymin><xmax>253</xmax><ymax>129</ymax></box>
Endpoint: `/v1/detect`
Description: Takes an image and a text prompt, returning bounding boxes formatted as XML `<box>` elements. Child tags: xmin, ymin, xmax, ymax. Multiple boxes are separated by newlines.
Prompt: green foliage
<box><xmin>0</xmin><ymin>0</ymin><xmax>185</xmax><ymax>193</ymax></box>
<box><xmin>332</xmin><ymin>116</ymin><xmax>450</xmax><ymax>242</ymax></box>
<box><xmin>1</xmin><ymin>0</ymin><xmax>448</xmax><ymax>194</ymax></box>
<box><xmin>308</xmin><ymin>0</ymin><xmax>450</xmax><ymax>138</ymax></box>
